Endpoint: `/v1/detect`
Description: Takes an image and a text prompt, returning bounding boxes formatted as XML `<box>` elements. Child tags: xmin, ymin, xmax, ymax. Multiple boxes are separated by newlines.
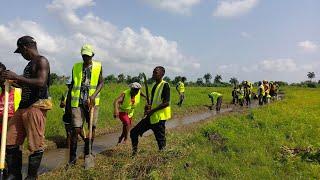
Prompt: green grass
<box><xmin>41</xmin><ymin>87</ymin><xmax>320</xmax><ymax>179</ymax></box>
<box><xmin>45</xmin><ymin>84</ymin><xmax>232</xmax><ymax>144</ymax></box>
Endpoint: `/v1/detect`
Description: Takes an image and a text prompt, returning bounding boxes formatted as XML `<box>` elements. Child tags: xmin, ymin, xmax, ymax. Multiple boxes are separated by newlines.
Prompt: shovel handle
<box><xmin>0</xmin><ymin>81</ymin><xmax>10</xmax><ymax>169</ymax></box>
<box><xmin>88</xmin><ymin>107</ymin><xmax>94</xmax><ymax>139</ymax></box>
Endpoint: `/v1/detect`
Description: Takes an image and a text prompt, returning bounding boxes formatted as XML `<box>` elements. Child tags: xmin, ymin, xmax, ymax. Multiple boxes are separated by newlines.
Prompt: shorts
<box><xmin>6</xmin><ymin>107</ymin><xmax>46</xmax><ymax>153</ymax></box>
<box><xmin>119</xmin><ymin>112</ymin><xmax>132</xmax><ymax>126</ymax></box>
<box><xmin>72</xmin><ymin>105</ymin><xmax>99</xmax><ymax>128</ymax></box>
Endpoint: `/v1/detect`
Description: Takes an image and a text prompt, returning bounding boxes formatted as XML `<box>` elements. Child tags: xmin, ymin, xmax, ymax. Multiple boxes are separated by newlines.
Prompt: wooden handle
<box><xmin>0</xmin><ymin>81</ymin><xmax>10</xmax><ymax>169</ymax></box>
<box><xmin>88</xmin><ymin>107</ymin><xmax>94</xmax><ymax>139</ymax></box>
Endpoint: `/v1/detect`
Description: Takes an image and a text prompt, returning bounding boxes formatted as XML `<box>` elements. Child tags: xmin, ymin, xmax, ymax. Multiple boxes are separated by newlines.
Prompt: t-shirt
<box><xmin>151</xmin><ymin>82</ymin><xmax>170</xmax><ymax>105</ymax></box>
<box><xmin>0</xmin><ymin>88</ymin><xmax>15</xmax><ymax>118</ymax></box>
<box><xmin>79</xmin><ymin>65</ymin><xmax>92</xmax><ymax>105</ymax></box>
<box><xmin>19</xmin><ymin>60</ymin><xmax>50</xmax><ymax>109</ymax></box>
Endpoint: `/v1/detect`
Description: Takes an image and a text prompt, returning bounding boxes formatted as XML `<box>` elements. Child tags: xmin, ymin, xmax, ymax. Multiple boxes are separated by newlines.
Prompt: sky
<box><xmin>0</xmin><ymin>0</ymin><xmax>319</xmax><ymax>83</ymax></box>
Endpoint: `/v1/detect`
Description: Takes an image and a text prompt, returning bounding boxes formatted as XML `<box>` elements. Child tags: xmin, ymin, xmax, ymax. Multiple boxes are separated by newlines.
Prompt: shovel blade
<box><xmin>84</xmin><ymin>154</ymin><xmax>95</xmax><ymax>170</ymax></box>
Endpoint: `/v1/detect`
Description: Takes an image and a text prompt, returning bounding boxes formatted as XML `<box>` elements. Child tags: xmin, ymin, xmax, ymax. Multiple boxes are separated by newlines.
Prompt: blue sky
<box><xmin>0</xmin><ymin>0</ymin><xmax>319</xmax><ymax>82</ymax></box>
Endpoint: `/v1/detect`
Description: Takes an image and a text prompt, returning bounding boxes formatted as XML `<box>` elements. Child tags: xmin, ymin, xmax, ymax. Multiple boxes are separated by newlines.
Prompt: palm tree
<box><xmin>203</xmin><ymin>73</ymin><xmax>212</xmax><ymax>84</ymax></box>
<box><xmin>307</xmin><ymin>72</ymin><xmax>315</xmax><ymax>82</ymax></box>
<box><xmin>214</xmin><ymin>74</ymin><xmax>222</xmax><ymax>84</ymax></box>
<box><xmin>229</xmin><ymin>77</ymin><xmax>238</xmax><ymax>86</ymax></box>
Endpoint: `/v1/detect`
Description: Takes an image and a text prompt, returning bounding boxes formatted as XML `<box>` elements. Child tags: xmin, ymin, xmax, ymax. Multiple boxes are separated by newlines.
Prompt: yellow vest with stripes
<box><xmin>119</xmin><ymin>89</ymin><xmax>141</xmax><ymax>118</ymax></box>
<box><xmin>150</xmin><ymin>80</ymin><xmax>171</xmax><ymax>124</ymax></box>
<box><xmin>71</xmin><ymin>61</ymin><xmax>102</xmax><ymax>107</ymax></box>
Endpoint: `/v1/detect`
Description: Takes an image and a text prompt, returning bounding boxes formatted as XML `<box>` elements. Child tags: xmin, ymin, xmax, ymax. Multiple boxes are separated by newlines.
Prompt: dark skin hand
<box><xmin>145</xmin><ymin>67</ymin><xmax>169</xmax><ymax>117</ymax></box>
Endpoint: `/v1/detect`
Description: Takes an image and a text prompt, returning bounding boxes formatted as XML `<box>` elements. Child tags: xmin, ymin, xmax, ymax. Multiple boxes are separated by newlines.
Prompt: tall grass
<box><xmin>45</xmin><ymin>84</ymin><xmax>232</xmax><ymax>141</ymax></box>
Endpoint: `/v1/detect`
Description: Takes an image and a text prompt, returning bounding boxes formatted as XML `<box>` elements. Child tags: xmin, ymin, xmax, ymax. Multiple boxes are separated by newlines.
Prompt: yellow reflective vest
<box><xmin>119</xmin><ymin>89</ymin><xmax>141</xmax><ymax>118</ymax></box>
<box><xmin>71</xmin><ymin>61</ymin><xmax>102</xmax><ymax>107</ymax></box>
<box><xmin>150</xmin><ymin>80</ymin><xmax>171</xmax><ymax>124</ymax></box>
<box><xmin>258</xmin><ymin>85</ymin><xmax>265</xmax><ymax>96</ymax></box>
<box><xmin>208</xmin><ymin>92</ymin><xmax>222</xmax><ymax>100</ymax></box>
<box><xmin>177</xmin><ymin>81</ymin><xmax>185</xmax><ymax>93</ymax></box>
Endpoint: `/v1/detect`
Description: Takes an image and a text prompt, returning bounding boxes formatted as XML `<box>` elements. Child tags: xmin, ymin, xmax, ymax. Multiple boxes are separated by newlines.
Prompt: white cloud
<box><xmin>259</xmin><ymin>58</ymin><xmax>297</xmax><ymax>72</ymax></box>
<box><xmin>0</xmin><ymin>0</ymin><xmax>200</xmax><ymax>77</ymax></box>
<box><xmin>298</xmin><ymin>40</ymin><xmax>318</xmax><ymax>52</ymax></box>
<box><xmin>213</xmin><ymin>0</ymin><xmax>259</xmax><ymax>17</ymax></box>
<box><xmin>240</xmin><ymin>32</ymin><xmax>251</xmax><ymax>38</ymax></box>
<box><xmin>144</xmin><ymin>0</ymin><xmax>201</xmax><ymax>15</ymax></box>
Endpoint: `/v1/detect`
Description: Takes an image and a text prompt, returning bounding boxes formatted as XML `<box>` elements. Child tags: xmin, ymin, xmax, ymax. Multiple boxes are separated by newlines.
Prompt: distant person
<box><xmin>113</xmin><ymin>82</ymin><xmax>146</xmax><ymax>144</ymax></box>
<box><xmin>60</xmin><ymin>80</ymin><xmax>85</xmax><ymax>148</ymax></box>
<box><xmin>2</xmin><ymin>36</ymin><xmax>51</xmax><ymax>179</ymax></box>
<box><xmin>232</xmin><ymin>86</ymin><xmax>239</xmax><ymax>105</ymax></box>
<box><xmin>176</xmin><ymin>77</ymin><xmax>186</xmax><ymax>107</ymax></box>
<box><xmin>244</xmin><ymin>81</ymin><xmax>253</xmax><ymax>106</ymax></box>
<box><xmin>263</xmin><ymin>80</ymin><xmax>270</xmax><ymax>104</ymax></box>
<box><xmin>208</xmin><ymin>92</ymin><xmax>223</xmax><ymax>112</ymax></box>
<box><xmin>258</xmin><ymin>81</ymin><xmax>265</xmax><ymax>105</ymax></box>
<box><xmin>130</xmin><ymin>66</ymin><xmax>171</xmax><ymax>156</ymax></box>
<box><xmin>69</xmin><ymin>44</ymin><xmax>104</xmax><ymax>167</ymax></box>
<box><xmin>237</xmin><ymin>85</ymin><xmax>244</xmax><ymax>106</ymax></box>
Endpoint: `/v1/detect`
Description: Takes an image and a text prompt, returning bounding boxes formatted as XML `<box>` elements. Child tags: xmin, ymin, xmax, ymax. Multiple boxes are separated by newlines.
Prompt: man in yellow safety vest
<box><xmin>258</xmin><ymin>81</ymin><xmax>265</xmax><ymax>105</ymax></box>
<box><xmin>69</xmin><ymin>44</ymin><xmax>104</xmax><ymax>166</ymax></box>
<box><xmin>208</xmin><ymin>91</ymin><xmax>223</xmax><ymax>112</ymax></box>
<box><xmin>130</xmin><ymin>66</ymin><xmax>171</xmax><ymax>156</ymax></box>
<box><xmin>176</xmin><ymin>77</ymin><xmax>186</xmax><ymax>107</ymax></box>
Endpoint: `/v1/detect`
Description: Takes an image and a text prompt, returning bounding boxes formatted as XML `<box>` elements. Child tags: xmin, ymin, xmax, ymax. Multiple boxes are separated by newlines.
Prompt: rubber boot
<box><xmin>24</xmin><ymin>150</ymin><xmax>43</xmax><ymax>180</ymax></box>
<box><xmin>69</xmin><ymin>130</ymin><xmax>78</xmax><ymax>165</ymax></box>
<box><xmin>84</xmin><ymin>138</ymin><xmax>94</xmax><ymax>155</ymax></box>
<box><xmin>5</xmin><ymin>146</ymin><xmax>22</xmax><ymax>180</ymax></box>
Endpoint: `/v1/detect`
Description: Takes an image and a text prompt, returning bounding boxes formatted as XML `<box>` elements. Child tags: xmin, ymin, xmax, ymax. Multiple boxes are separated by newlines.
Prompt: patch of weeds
<box><xmin>279</xmin><ymin>145</ymin><xmax>320</xmax><ymax>163</ymax></box>
<box><xmin>205</xmin><ymin>132</ymin><xmax>228</xmax><ymax>153</ymax></box>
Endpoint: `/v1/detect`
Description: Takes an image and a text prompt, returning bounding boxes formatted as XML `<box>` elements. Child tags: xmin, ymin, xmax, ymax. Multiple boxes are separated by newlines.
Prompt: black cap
<box><xmin>14</xmin><ymin>36</ymin><xmax>36</xmax><ymax>53</ymax></box>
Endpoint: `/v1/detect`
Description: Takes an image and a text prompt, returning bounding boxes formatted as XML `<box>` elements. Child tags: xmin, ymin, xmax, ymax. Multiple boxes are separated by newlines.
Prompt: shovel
<box><xmin>84</xmin><ymin>106</ymin><xmax>94</xmax><ymax>170</ymax></box>
<box><xmin>0</xmin><ymin>81</ymin><xmax>10</xmax><ymax>180</ymax></box>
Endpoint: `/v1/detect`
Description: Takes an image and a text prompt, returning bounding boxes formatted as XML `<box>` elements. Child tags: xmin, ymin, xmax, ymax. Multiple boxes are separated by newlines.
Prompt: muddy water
<box><xmin>21</xmin><ymin>97</ymin><xmax>282</xmax><ymax>176</ymax></box>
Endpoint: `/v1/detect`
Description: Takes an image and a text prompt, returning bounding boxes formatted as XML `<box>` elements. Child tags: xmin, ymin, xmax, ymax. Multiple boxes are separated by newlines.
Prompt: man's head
<box><xmin>181</xmin><ymin>77</ymin><xmax>186</xmax><ymax>82</ymax></box>
<box><xmin>81</xmin><ymin>44</ymin><xmax>94</xmax><ymax>63</ymax></box>
<box><xmin>152</xmin><ymin>66</ymin><xmax>165</xmax><ymax>81</ymax></box>
<box><xmin>129</xmin><ymin>82</ymin><xmax>142</xmax><ymax>96</ymax></box>
<box><xmin>14</xmin><ymin>36</ymin><xmax>38</xmax><ymax>60</ymax></box>
<box><xmin>0</xmin><ymin>62</ymin><xmax>6</xmax><ymax>85</ymax></box>
<box><xmin>259</xmin><ymin>81</ymin><xmax>262</xmax><ymax>86</ymax></box>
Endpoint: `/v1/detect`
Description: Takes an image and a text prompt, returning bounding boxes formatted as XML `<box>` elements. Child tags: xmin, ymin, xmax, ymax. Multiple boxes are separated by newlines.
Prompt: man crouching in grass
<box><xmin>130</xmin><ymin>66</ymin><xmax>171</xmax><ymax>156</ymax></box>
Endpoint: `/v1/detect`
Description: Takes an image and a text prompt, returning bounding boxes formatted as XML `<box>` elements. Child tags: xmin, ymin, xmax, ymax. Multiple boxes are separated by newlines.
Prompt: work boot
<box><xmin>6</xmin><ymin>146</ymin><xmax>22</xmax><ymax>180</ymax></box>
<box><xmin>69</xmin><ymin>132</ymin><xmax>78</xmax><ymax>165</ymax></box>
<box><xmin>25</xmin><ymin>150</ymin><xmax>43</xmax><ymax>180</ymax></box>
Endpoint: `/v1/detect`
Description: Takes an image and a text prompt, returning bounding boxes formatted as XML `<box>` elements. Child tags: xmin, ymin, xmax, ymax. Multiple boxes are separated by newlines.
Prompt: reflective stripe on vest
<box><xmin>177</xmin><ymin>81</ymin><xmax>185</xmax><ymax>93</ymax></box>
<box><xmin>150</xmin><ymin>80</ymin><xmax>171</xmax><ymax>124</ymax></box>
<box><xmin>14</xmin><ymin>88</ymin><xmax>21</xmax><ymax>111</ymax></box>
<box><xmin>71</xmin><ymin>61</ymin><xmax>102</xmax><ymax>107</ymax></box>
<box><xmin>119</xmin><ymin>89</ymin><xmax>141</xmax><ymax>118</ymax></box>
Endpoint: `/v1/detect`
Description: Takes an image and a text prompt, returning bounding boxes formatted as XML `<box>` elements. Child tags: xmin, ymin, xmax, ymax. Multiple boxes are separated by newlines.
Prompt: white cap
<box><xmin>129</xmin><ymin>82</ymin><xmax>142</xmax><ymax>89</ymax></box>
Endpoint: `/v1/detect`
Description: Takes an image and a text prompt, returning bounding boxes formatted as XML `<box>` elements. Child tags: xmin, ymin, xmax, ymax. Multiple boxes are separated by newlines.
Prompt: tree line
<box><xmin>49</xmin><ymin>72</ymin><xmax>318</xmax><ymax>87</ymax></box>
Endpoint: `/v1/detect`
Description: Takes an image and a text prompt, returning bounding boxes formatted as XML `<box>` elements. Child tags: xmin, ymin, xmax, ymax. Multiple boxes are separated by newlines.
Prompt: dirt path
<box><xmin>21</xmin><ymin>96</ymin><xmax>283</xmax><ymax>177</ymax></box>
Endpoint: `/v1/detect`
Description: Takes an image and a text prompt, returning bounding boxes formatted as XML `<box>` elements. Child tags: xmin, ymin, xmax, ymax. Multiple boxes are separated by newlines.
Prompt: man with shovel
<box><xmin>68</xmin><ymin>44</ymin><xmax>104</xmax><ymax>169</ymax></box>
<box><xmin>1</xmin><ymin>36</ymin><xmax>51</xmax><ymax>179</ymax></box>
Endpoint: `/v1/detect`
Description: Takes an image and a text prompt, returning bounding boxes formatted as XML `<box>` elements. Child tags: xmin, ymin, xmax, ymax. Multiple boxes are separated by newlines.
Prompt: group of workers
<box><xmin>0</xmin><ymin>35</ymin><xmax>281</xmax><ymax>179</ymax></box>
<box><xmin>0</xmin><ymin>36</ymin><xmax>172</xmax><ymax>179</ymax></box>
<box><xmin>232</xmin><ymin>80</ymin><xmax>279</xmax><ymax>106</ymax></box>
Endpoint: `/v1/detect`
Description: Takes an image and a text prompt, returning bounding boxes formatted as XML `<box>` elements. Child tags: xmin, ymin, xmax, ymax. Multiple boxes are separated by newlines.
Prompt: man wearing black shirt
<box><xmin>130</xmin><ymin>66</ymin><xmax>171</xmax><ymax>156</ymax></box>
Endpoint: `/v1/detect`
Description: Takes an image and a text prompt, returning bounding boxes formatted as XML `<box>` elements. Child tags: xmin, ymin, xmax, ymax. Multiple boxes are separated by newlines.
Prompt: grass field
<box><xmin>40</xmin><ymin>87</ymin><xmax>320</xmax><ymax>179</ymax></box>
<box><xmin>45</xmin><ymin>84</ymin><xmax>232</xmax><ymax>147</ymax></box>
